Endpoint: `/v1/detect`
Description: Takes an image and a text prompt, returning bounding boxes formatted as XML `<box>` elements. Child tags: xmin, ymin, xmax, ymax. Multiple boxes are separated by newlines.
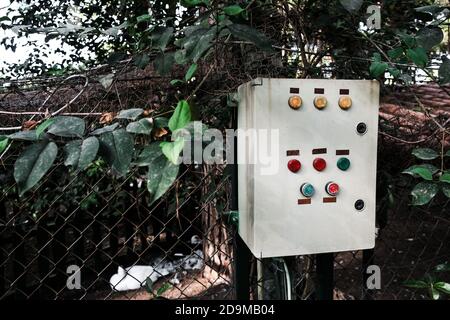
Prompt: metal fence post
<box><xmin>234</xmin><ymin>234</ymin><xmax>251</xmax><ymax>300</ymax></box>
<box><xmin>315</xmin><ymin>253</ymin><xmax>334</xmax><ymax>300</ymax></box>
<box><xmin>362</xmin><ymin>249</ymin><xmax>375</xmax><ymax>300</ymax></box>
<box><xmin>230</xmin><ymin>99</ymin><xmax>251</xmax><ymax>300</ymax></box>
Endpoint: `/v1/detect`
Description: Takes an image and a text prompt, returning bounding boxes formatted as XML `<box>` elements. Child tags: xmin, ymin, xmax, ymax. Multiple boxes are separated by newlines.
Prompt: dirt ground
<box><xmin>86</xmin><ymin>270</ymin><xmax>233</xmax><ymax>300</ymax></box>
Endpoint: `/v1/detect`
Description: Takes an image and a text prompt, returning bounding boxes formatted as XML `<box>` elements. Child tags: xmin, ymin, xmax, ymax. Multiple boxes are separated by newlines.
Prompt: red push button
<box><xmin>287</xmin><ymin>159</ymin><xmax>301</xmax><ymax>173</ymax></box>
<box><xmin>313</xmin><ymin>158</ymin><xmax>326</xmax><ymax>171</ymax></box>
<box><xmin>325</xmin><ymin>182</ymin><xmax>340</xmax><ymax>196</ymax></box>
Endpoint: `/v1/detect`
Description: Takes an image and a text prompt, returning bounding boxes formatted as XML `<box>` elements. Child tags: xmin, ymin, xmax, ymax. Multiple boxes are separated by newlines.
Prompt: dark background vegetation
<box><xmin>0</xmin><ymin>0</ymin><xmax>449</xmax><ymax>299</ymax></box>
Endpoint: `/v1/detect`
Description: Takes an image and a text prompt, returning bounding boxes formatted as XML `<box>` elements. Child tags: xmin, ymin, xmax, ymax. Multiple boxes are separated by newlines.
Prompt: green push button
<box><xmin>300</xmin><ymin>183</ymin><xmax>315</xmax><ymax>197</ymax></box>
<box><xmin>337</xmin><ymin>157</ymin><xmax>350</xmax><ymax>171</ymax></box>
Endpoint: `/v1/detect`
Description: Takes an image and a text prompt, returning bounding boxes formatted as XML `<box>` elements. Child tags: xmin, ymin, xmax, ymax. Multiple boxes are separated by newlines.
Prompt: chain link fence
<box><xmin>0</xmin><ymin>65</ymin><xmax>235</xmax><ymax>300</ymax></box>
<box><xmin>1</xmin><ymin>54</ymin><xmax>450</xmax><ymax>300</ymax></box>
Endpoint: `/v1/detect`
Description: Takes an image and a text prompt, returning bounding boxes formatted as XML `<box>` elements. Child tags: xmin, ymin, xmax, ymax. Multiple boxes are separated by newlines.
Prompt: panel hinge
<box><xmin>251</xmin><ymin>78</ymin><xmax>263</xmax><ymax>87</ymax></box>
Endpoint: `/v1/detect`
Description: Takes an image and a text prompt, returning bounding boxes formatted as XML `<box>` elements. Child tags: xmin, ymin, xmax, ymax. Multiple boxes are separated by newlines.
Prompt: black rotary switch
<box><xmin>355</xmin><ymin>199</ymin><xmax>365</xmax><ymax>211</ymax></box>
<box><xmin>356</xmin><ymin>122</ymin><xmax>367</xmax><ymax>135</ymax></box>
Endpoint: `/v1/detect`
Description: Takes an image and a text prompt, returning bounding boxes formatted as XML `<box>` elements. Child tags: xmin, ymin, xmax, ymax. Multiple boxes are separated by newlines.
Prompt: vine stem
<box><xmin>0</xmin><ymin>111</ymin><xmax>102</xmax><ymax>116</ymax></box>
<box><xmin>362</xmin><ymin>32</ymin><xmax>395</xmax><ymax>66</ymax></box>
<box><xmin>379</xmin><ymin>131</ymin><xmax>438</xmax><ymax>145</ymax></box>
<box><xmin>0</xmin><ymin>141</ymin><xmax>12</xmax><ymax>162</ymax></box>
<box><xmin>0</xmin><ymin>74</ymin><xmax>89</xmax><ymax>132</ymax></box>
<box><xmin>0</xmin><ymin>126</ymin><xmax>22</xmax><ymax>131</ymax></box>
<box><xmin>441</xmin><ymin>130</ymin><xmax>445</xmax><ymax>172</ymax></box>
<box><xmin>48</xmin><ymin>75</ymin><xmax>89</xmax><ymax>117</ymax></box>
<box><xmin>187</xmin><ymin>64</ymin><xmax>215</xmax><ymax>102</ymax></box>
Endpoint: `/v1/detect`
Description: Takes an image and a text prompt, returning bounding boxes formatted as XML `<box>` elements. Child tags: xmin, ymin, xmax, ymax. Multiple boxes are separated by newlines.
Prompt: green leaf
<box><xmin>185</xmin><ymin>63</ymin><xmax>197</xmax><ymax>81</ymax></box>
<box><xmin>0</xmin><ymin>136</ymin><xmax>9</xmax><ymax>154</ymax></box>
<box><xmin>133</xmin><ymin>53</ymin><xmax>150</xmax><ymax>69</ymax></box>
<box><xmin>402</xmin><ymin>166</ymin><xmax>434</xmax><ymax>181</ymax></box>
<box><xmin>126</xmin><ymin>118</ymin><xmax>153</xmax><ymax>135</ymax></box>
<box><xmin>412</xmin><ymin>148</ymin><xmax>439</xmax><ymax>160</ymax></box>
<box><xmin>78</xmin><ymin>137</ymin><xmax>100</xmax><ymax>171</ymax></box>
<box><xmin>179</xmin><ymin>26</ymin><xmax>215</xmax><ymax>63</ymax></box>
<box><xmin>47</xmin><ymin>116</ymin><xmax>85</xmax><ymax>138</ymax></box>
<box><xmin>9</xmin><ymin>130</ymin><xmax>46</xmax><ymax>141</ymax></box>
<box><xmin>90</xmin><ymin>123</ymin><xmax>120</xmax><ymax>136</ymax></box>
<box><xmin>387</xmin><ymin>67</ymin><xmax>401</xmax><ymax>78</ymax></box>
<box><xmin>135</xmin><ymin>143</ymin><xmax>162</xmax><ymax>167</ymax></box>
<box><xmin>136</xmin><ymin>14</ymin><xmax>152</xmax><ymax>23</ymax></box>
<box><xmin>411</xmin><ymin>181</ymin><xmax>439</xmax><ymax>206</ymax></box>
<box><xmin>403</xmin><ymin>164</ymin><xmax>439</xmax><ymax>178</ymax></box>
<box><xmin>430</xmin><ymin>285</ymin><xmax>440</xmax><ymax>300</ymax></box>
<box><xmin>116</xmin><ymin>108</ymin><xmax>144</xmax><ymax>121</ymax></box>
<box><xmin>446</xmin><ymin>150</ymin><xmax>450</xmax><ymax>157</ymax></box>
<box><xmin>154</xmin><ymin>117</ymin><xmax>169</xmax><ymax>128</ymax></box>
<box><xmin>98</xmin><ymin>129</ymin><xmax>134</xmax><ymax>176</ymax></box>
<box><xmin>227</xmin><ymin>23</ymin><xmax>273</xmax><ymax>51</ymax></box>
<box><xmin>14</xmin><ymin>141</ymin><xmax>58</xmax><ymax>196</ymax></box>
<box><xmin>145</xmin><ymin>277</ymin><xmax>154</xmax><ymax>293</ymax></box>
<box><xmin>180</xmin><ymin>0</ymin><xmax>208</xmax><ymax>8</ymax></box>
<box><xmin>370</xmin><ymin>61</ymin><xmax>388</xmax><ymax>78</ymax></box>
<box><xmin>80</xmin><ymin>193</ymin><xmax>97</xmax><ymax>210</ymax></box>
<box><xmin>223</xmin><ymin>5</ymin><xmax>244</xmax><ymax>16</ymax></box>
<box><xmin>372</xmin><ymin>52</ymin><xmax>382</xmax><ymax>62</ymax></box>
<box><xmin>175</xmin><ymin>121</ymin><xmax>208</xmax><ymax>141</ymax></box>
<box><xmin>98</xmin><ymin>73</ymin><xmax>114</xmax><ymax>89</ymax></box>
<box><xmin>190</xmin><ymin>32</ymin><xmax>214</xmax><ymax>63</ymax></box>
<box><xmin>170</xmin><ymin>79</ymin><xmax>185</xmax><ymax>86</ymax></box>
<box><xmin>435</xmin><ymin>262</ymin><xmax>450</xmax><ymax>272</ymax></box>
<box><xmin>156</xmin><ymin>283</ymin><xmax>172</xmax><ymax>297</ymax></box>
<box><xmin>168</xmin><ymin>100</ymin><xmax>191</xmax><ymax>132</ymax></box>
<box><xmin>174</xmin><ymin>50</ymin><xmax>188</xmax><ymax>65</ymax></box>
<box><xmin>416</xmin><ymin>26</ymin><xmax>444</xmax><ymax>51</ymax></box>
<box><xmin>415</xmin><ymin>5</ymin><xmax>446</xmax><ymax>16</ymax></box>
<box><xmin>147</xmin><ymin>154</ymin><xmax>180</xmax><ymax>205</ymax></box>
<box><xmin>406</xmin><ymin>47</ymin><xmax>428</xmax><ymax>68</ymax></box>
<box><xmin>387</xmin><ymin>47</ymin><xmax>404</xmax><ymax>60</ymax></box>
<box><xmin>151</xmin><ymin>26</ymin><xmax>173</xmax><ymax>51</ymax></box>
<box><xmin>154</xmin><ymin>51</ymin><xmax>175</xmax><ymax>75</ymax></box>
<box><xmin>398</xmin><ymin>32</ymin><xmax>416</xmax><ymax>48</ymax></box>
<box><xmin>403</xmin><ymin>280</ymin><xmax>428</xmax><ymax>288</ymax></box>
<box><xmin>435</xmin><ymin>282</ymin><xmax>450</xmax><ymax>295</ymax></box>
<box><xmin>440</xmin><ymin>172</ymin><xmax>450</xmax><ymax>184</ymax></box>
<box><xmin>442</xmin><ymin>184</ymin><xmax>450</xmax><ymax>198</ymax></box>
<box><xmin>36</xmin><ymin>118</ymin><xmax>55</xmax><ymax>138</ymax></box>
<box><xmin>63</xmin><ymin>137</ymin><xmax>99</xmax><ymax>171</ymax></box>
<box><xmin>339</xmin><ymin>0</ymin><xmax>363</xmax><ymax>12</ymax></box>
<box><xmin>64</xmin><ymin>140</ymin><xmax>82</xmax><ymax>167</ymax></box>
<box><xmin>160</xmin><ymin>138</ymin><xmax>184</xmax><ymax>165</ymax></box>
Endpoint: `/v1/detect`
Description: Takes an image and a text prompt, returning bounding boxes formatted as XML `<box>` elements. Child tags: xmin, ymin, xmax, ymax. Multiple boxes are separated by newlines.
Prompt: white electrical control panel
<box><xmin>237</xmin><ymin>78</ymin><xmax>380</xmax><ymax>258</ymax></box>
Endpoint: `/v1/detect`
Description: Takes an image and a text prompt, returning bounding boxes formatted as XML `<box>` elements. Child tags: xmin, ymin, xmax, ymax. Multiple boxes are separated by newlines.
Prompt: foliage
<box><xmin>0</xmin><ymin>0</ymin><xmax>274</xmax><ymax>78</ymax></box>
<box><xmin>5</xmin><ymin>99</ymin><xmax>193</xmax><ymax>204</ymax></box>
<box><xmin>404</xmin><ymin>262</ymin><xmax>450</xmax><ymax>299</ymax></box>
<box><xmin>1</xmin><ymin>0</ymin><xmax>450</xmax><ymax>300</ymax></box>
<box><xmin>402</xmin><ymin>148</ymin><xmax>450</xmax><ymax>206</ymax></box>
<box><xmin>145</xmin><ymin>277</ymin><xmax>172</xmax><ymax>299</ymax></box>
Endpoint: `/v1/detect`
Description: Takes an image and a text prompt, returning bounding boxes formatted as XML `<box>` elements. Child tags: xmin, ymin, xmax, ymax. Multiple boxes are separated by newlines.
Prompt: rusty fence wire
<box><xmin>1</xmin><ymin>61</ymin><xmax>450</xmax><ymax>300</ymax></box>
<box><xmin>0</xmin><ymin>67</ymin><xmax>235</xmax><ymax>300</ymax></box>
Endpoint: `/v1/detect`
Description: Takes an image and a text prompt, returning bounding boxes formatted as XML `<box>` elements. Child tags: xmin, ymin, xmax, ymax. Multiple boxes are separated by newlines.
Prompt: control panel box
<box><xmin>237</xmin><ymin>78</ymin><xmax>379</xmax><ymax>258</ymax></box>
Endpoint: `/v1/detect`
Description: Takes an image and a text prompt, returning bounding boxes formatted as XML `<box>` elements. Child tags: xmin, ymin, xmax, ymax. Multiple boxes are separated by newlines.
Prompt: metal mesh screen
<box><xmin>1</xmin><ymin>56</ymin><xmax>449</xmax><ymax>300</ymax></box>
